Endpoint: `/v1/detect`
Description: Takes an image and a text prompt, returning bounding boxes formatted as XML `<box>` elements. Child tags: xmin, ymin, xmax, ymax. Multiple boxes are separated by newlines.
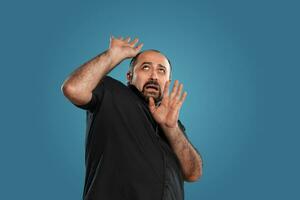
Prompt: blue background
<box><xmin>1</xmin><ymin>0</ymin><xmax>299</xmax><ymax>199</ymax></box>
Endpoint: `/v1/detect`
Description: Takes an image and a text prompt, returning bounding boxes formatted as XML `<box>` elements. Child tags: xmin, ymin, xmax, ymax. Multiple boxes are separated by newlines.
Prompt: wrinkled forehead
<box><xmin>135</xmin><ymin>51</ymin><xmax>171</xmax><ymax>70</ymax></box>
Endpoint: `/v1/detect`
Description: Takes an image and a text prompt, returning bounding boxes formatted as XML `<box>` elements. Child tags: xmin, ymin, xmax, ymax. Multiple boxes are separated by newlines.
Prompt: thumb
<box><xmin>148</xmin><ymin>97</ymin><xmax>156</xmax><ymax>113</ymax></box>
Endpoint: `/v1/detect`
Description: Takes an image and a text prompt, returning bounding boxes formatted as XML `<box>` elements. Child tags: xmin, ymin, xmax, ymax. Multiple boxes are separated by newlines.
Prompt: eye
<box><xmin>158</xmin><ymin>68</ymin><xmax>166</xmax><ymax>74</ymax></box>
<box><xmin>142</xmin><ymin>65</ymin><xmax>150</xmax><ymax>70</ymax></box>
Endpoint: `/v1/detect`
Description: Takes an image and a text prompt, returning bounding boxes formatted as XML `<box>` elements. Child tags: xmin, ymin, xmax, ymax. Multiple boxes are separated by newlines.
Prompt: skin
<box><xmin>61</xmin><ymin>36</ymin><xmax>203</xmax><ymax>182</ymax></box>
<box><xmin>127</xmin><ymin>50</ymin><xmax>171</xmax><ymax>103</ymax></box>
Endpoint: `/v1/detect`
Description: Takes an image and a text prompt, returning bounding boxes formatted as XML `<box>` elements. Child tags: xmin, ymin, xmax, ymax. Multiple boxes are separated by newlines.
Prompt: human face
<box><xmin>127</xmin><ymin>51</ymin><xmax>171</xmax><ymax>103</ymax></box>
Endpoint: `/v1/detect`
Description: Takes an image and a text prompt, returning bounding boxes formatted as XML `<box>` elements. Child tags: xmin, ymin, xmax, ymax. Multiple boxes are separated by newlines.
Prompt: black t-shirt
<box><xmin>73</xmin><ymin>76</ymin><xmax>189</xmax><ymax>200</ymax></box>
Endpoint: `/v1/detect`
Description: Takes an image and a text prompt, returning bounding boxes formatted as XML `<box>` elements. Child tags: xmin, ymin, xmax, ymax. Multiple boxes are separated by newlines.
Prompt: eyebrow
<box><xmin>140</xmin><ymin>62</ymin><xmax>166</xmax><ymax>69</ymax></box>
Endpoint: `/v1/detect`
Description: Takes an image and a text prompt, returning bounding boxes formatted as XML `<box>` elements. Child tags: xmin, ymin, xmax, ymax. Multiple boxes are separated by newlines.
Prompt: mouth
<box><xmin>145</xmin><ymin>84</ymin><xmax>159</xmax><ymax>91</ymax></box>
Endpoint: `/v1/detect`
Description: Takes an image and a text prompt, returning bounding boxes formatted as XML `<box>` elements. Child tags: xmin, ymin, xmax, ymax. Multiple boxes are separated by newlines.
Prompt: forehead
<box><xmin>136</xmin><ymin>51</ymin><xmax>170</xmax><ymax>69</ymax></box>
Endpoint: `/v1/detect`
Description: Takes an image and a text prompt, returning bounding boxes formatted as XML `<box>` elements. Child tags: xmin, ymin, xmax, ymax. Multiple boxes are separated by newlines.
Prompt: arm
<box><xmin>61</xmin><ymin>36</ymin><xmax>143</xmax><ymax>105</ymax></box>
<box><xmin>149</xmin><ymin>80</ymin><xmax>203</xmax><ymax>182</ymax></box>
<box><xmin>161</xmin><ymin>124</ymin><xmax>203</xmax><ymax>182</ymax></box>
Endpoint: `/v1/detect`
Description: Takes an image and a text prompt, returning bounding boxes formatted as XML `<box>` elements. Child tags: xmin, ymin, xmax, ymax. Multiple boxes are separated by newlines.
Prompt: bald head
<box><xmin>126</xmin><ymin>49</ymin><xmax>172</xmax><ymax>103</ymax></box>
<box><xmin>129</xmin><ymin>49</ymin><xmax>172</xmax><ymax>79</ymax></box>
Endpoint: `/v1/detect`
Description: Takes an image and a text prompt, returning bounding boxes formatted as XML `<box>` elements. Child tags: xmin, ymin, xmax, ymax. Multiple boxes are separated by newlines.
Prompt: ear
<box><xmin>126</xmin><ymin>71</ymin><xmax>132</xmax><ymax>82</ymax></box>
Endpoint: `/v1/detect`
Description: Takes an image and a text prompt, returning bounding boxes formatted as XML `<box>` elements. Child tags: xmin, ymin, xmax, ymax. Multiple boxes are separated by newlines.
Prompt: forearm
<box><xmin>61</xmin><ymin>49</ymin><xmax>120</xmax><ymax>95</ymax></box>
<box><xmin>61</xmin><ymin>36</ymin><xmax>143</xmax><ymax>105</ymax></box>
<box><xmin>162</xmin><ymin>124</ymin><xmax>203</xmax><ymax>182</ymax></box>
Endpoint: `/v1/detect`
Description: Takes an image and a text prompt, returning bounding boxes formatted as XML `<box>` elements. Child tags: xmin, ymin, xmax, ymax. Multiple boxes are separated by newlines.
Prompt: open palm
<box><xmin>108</xmin><ymin>36</ymin><xmax>143</xmax><ymax>60</ymax></box>
<box><xmin>149</xmin><ymin>80</ymin><xmax>187</xmax><ymax>128</ymax></box>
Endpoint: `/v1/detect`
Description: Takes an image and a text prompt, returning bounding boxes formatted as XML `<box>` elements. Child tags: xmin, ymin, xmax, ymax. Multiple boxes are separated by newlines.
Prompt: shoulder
<box><xmin>93</xmin><ymin>76</ymin><xmax>133</xmax><ymax>102</ymax></box>
<box><xmin>97</xmin><ymin>75</ymin><xmax>127</xmax><ymax>91</ymax></box>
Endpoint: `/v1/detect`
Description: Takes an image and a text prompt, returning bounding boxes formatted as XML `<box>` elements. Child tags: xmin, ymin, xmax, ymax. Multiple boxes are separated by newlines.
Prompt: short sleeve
<box><xmin>73</xmin><ymin>92</ymin><xmax>99</xmax><ymax>112</ymax></box>
<box><xmin>72</xmin><ymin>77</ymin><xmax>106</xmax><ymax>113</ymax></box>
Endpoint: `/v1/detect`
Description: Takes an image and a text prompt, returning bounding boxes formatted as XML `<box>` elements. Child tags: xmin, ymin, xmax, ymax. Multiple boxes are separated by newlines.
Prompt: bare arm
<box><xmin>149</xmin><ymin>80</ymin><xmax>203</xmax><ymax>182</ymax></box>
<box><xmin>61</xmin><ymin>36</ymin><xmax>143</xmax><ymax>105</ymax></box>
<box><xmin>161</xmin><ymin>125</ymin><xmax>203</xmax><ymax>182</ymax></box>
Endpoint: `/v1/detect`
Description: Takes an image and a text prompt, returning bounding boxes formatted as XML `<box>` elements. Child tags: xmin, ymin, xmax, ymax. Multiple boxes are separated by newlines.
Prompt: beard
<box><xmin>141</xmin><ymin>79</ymin><xmax>163</xmax><ymax>104</ymax></box>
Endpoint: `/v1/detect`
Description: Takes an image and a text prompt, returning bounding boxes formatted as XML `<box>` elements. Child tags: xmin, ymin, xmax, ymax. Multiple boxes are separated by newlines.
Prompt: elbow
<box><xmin>184</xmin><ymin>164</ymin><xmax>203</xmax><ymax>182</ymax></box>
<box><xmin>61</xmin><ymin>83</ymin><xmax>79</xmax><ymax>103</ymax></box>
<box><xmin>184</xmin><ymin>176</ymin><xmax>199</xmax><ymax>182</ymax></box>
<box><xmin>184</xmin><ymin>172</ymin><xmax>202</xmax><ymax>182</ymax></box>
<box><xmin>61</xmin><ymin>84</ymin><xmax>77</xmax><ymax>103</ymax></box>
<box><xmin>61</xmin><ymin>83</ymin><xmax>74</xmax><ymax>97</ymax></box>
<box><xmin>61</xmin><ymin>83</ymin><xmax>92</xmax><ymax>106</ymax></box>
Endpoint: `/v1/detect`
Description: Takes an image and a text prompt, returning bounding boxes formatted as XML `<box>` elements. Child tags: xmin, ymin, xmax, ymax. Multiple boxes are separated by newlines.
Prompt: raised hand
<box><xmin>148</xmin><ymin>80</ymin><xmax>187</xmax><ymax>128</ymax></box>
<box><xmin>108</xmin><ymin>35</ymin><xmax>143</xmax><ymax>62</ymax></box>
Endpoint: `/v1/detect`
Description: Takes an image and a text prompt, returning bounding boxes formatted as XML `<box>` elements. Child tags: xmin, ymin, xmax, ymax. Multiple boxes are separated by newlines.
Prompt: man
<box><xmin>61</xmin><ymin>36</ymin><xmax>203</xmax><ymax>200</ymax></box>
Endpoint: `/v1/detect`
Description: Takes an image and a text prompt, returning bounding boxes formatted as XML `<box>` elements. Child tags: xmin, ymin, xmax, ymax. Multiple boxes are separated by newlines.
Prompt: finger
<box><xmin>170</xmin><ymin>80</ymin><xmax>179</xmax><ymax>99</ymax></box>
<box><xmin>124</xmin><ymin>36</ymin><xmax>131</xmax><ymax>42</ymax></box>
<box><xmin>135</xmin><ymin>43</ymin><xmax>143</xmax><ymax>52</ymax></box>
<box><xmin>178</xmin><ymin>91</ymin><xmax>187</xmax><ymax>108</ymax></box>
<box><xmin>129</xmin><ymin>38</ymin><xmax>139</xmax><ymax>47</ymax></box>
<box><xmin>175</xmin><ymin>83</ymin><xmax>183</xmax><ymax>101</ymax></box>
<box><xmin>163</xmin><ymin>80</ymin><xmax>171</xmax><ymax>98</ymax></box>
<box><xmin>172</xmin><ymin>91</ymin><xmax>186</xmax><ymax>112</ymax></box>
<box><xmin>160</xmin><ymin>80</ymin><xmax>171</xmax><ymax>106</ymax></box>
<box><xmin>172</xmin><ymin>84</ymin><xmax>185</xmax><ymax>110</ymax></box>
<box><xmin>110</xmin><ymin>35</ymin><xmax>114</xmax><ymax>41</ymax></box>
<box><xmin>148</xmin><ymin>97</ymin><xmax>156</xmax><ymax>113</ymax></box>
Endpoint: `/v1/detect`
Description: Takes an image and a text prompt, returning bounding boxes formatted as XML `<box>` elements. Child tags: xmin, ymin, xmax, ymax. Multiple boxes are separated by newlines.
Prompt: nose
<box><xmin>149</xmin><ymin>69</ymin><xmax>158</xmax><ymax>79</ymax></box>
